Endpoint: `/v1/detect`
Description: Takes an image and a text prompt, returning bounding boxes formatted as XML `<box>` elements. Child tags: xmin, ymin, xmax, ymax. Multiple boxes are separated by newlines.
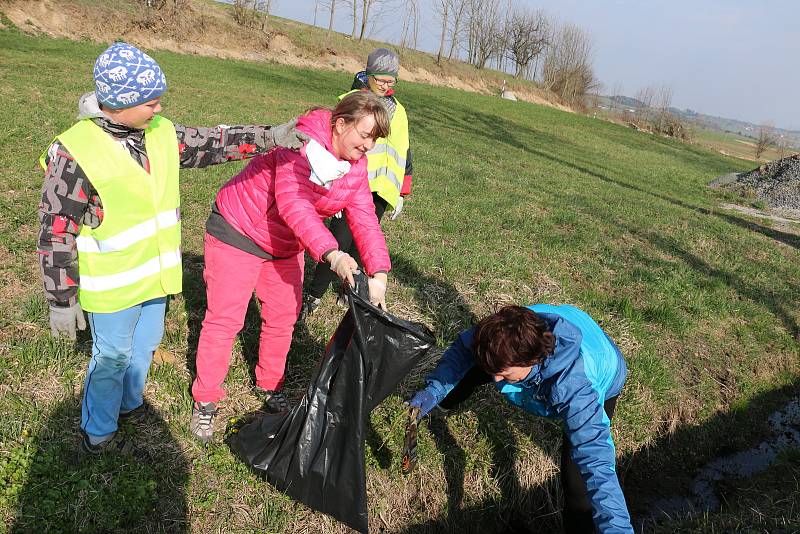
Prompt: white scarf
<box><xmin>306</xmin><ymin>139</ymin><xmax>350</xmax><ymax>189</ymax></box>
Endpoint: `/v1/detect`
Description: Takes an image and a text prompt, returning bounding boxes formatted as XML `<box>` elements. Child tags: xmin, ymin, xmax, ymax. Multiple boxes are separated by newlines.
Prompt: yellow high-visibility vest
<box><xmin>340</xmin><ymin>90</ymin><xmax>410</xmax><ymax>208</ymax></box>
<box><xmin>39</xmin><ymin>116</ymin><xmax>182</xmax><ymax>313</ymax></box>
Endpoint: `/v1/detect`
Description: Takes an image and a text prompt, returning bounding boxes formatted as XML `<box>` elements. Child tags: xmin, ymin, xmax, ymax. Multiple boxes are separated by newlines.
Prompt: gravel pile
<box><xmin>710</xmin><ymin>154</ymin><xmax>800</xmax><ymax>212</ymax></box>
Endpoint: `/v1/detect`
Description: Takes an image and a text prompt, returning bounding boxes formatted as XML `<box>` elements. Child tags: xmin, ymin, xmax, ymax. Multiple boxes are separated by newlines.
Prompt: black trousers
<box><xmin>439</xmin><ymin>366</ymin><xmax>618</xmax><ymax>534</ymax></box>
<box><xmin>307</xmin><ymin>192</ymin><xmax>388</xmax><ymax>299</ymax></box>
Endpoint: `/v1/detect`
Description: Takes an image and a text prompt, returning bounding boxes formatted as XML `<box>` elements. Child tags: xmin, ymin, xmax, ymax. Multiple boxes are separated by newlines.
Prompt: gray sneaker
<box><xmin>191</xmin><ymin>401</ymin><xmax>218</xmax><ymax>443</ymax></box>
<box><xmin>255</xmin><ymin>388</ymin><xmax>291</xmax><ymax>414</ymax></box>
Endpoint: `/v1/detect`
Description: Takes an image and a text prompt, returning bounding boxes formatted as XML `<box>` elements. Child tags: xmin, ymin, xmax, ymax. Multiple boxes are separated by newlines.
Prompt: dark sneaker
<box><xmin>299</xmin><ymin>294</ymin><xmax>321</xmax><ymax>321</ymax></box>
<box><xmin>430</xmin><ymin>405</ymin><xmax>451</xmax><ymax>418</ymax></box>
<box><xmin>80</xmin><ymin>430</ymin><xmax>129</xmax><ymax>455</ymax></box>
<box><xmin>255</xmin><ymin>388</ymin><xmax>291</xmax><ymax>414</ymax></box>
<box><xmin>190</xmin><ymin>401</ymin><xmax>218</xmax><ymax>444</ymax></box>
<box><xmin>119</xmin><ymin>404</ymin><xmax>147</xmax><ymax>422</ymax></box>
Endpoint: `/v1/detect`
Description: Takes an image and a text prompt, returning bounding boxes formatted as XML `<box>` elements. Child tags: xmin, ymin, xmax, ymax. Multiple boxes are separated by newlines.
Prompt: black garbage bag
<box><xmin>227</xmin><ymin>273</ymin><xmax>435</xmax><ymax>533</ymax></box>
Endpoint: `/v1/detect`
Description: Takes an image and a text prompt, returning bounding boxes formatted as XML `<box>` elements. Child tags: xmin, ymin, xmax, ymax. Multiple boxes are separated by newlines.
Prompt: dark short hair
<box><xmin>473</xmin><ymin>306</ymin><xmax>556</xmax><ymax>375</ymax></box>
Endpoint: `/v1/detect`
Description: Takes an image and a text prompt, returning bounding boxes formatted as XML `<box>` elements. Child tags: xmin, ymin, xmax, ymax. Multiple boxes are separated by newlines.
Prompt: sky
<box><xmin>264</xmin><ymin>0</ymin><xmax>800</xmax><ymax>130</ymax></box>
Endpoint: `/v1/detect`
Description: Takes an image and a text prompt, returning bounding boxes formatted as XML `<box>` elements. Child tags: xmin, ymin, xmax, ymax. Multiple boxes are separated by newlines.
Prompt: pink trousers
<box><xmin>192</xmin><ymin>233</ymin><xmax>304</xmax><ymax>402</ymax></box>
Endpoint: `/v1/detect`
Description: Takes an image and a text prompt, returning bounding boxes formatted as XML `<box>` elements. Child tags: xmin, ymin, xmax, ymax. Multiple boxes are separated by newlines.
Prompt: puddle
<box><xmin>640</xmin><ymin>398</ymin><xmax>800</xmax><ymax>525</ymax></box>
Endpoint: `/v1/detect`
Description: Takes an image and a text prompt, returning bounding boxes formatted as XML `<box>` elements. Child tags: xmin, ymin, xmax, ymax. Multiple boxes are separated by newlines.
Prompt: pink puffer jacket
<box><xmin>214</xmin><ymin>109</ymin><xmax>390</xmax><ymax>275</ymax></box>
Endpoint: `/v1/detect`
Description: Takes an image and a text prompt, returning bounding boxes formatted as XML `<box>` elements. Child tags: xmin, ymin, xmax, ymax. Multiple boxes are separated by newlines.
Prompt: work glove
<box><xmin>408</xmin><ymin>389</ymin><xmax>439</xmax><ymax>420</ymax></box>
<box><xmin>327</xmin><ymin>250</ymin><xmax>358</xmax><ymax>287</ymax></box>
<box><xmin>367</xmin><ymin>275</ymin><xmax>387</xmax><ymax>310</ymax></box>
<box><xmin>49</xmin><ymin>303</ymin><xmax>87</xmax><ymax>339</ymax></box>
<box><xmin>270</xmin><ymin>118</ymin><xmax>309</xmax><ymax>150</ymax></box>
<box><xmin>389</xmin><ymin>196</ymin><xmax>404</xmax><ymax>221</ymax></box>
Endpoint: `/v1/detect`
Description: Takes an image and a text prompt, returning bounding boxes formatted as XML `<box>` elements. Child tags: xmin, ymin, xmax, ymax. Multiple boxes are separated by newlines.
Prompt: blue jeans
<box><xmin>81</xmin><ymin>297</ymin><xmax>167</xmax><ymax>439</ymax></box>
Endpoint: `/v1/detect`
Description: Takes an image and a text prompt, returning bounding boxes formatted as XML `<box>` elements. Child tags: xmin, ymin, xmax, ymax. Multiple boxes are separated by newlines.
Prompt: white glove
<box><xmin>49</xmin><ymin>303</ymin><xmax>87</xmax><ymax>339</ymax></box>
<box><xmin>390</xmin><ymin>196</ymin><xmax>404</xmax><ymax>221</ymax></box>
<box><xmin>368</xmin><ymin>274</ymin><xmax>388</xmax><ymax>310</ymax></box>
<box><xmin>327</xmin><ymin>251</ymin><xmax>358</xmax><ymax>287</ymax></box>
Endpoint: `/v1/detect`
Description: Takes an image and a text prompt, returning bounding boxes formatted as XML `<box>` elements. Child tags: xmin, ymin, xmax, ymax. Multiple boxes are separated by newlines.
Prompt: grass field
<box><xmin>692</xmin><ymin>128</ymin><xmax>785</xmax><ymax>163</ymax></box>
<box><xmin>1</xmin><ymin>28</ymin><xmax>799</xmax><ymax>533</ymax></box>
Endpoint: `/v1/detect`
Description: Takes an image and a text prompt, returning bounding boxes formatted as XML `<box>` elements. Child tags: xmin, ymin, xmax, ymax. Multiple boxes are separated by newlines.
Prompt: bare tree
<box><xmin>466</xmin><ymin>0</ymin><xmax>504</xmax><ymax>69</ymax></box>
<box><xmin>400</xmin><ymin>0</ymin><xmax>421</xmax><ymax>51</ymax></box>
<box><xmin>351</xmin><ymin>0</ymin><xmax>358</xmax><ymax>39</ymax></box>
<box><xmin>542</xmin><ymin>23</ymin><xmax>598</xmax><ymax>106</ymax></box>
<box><xmin>755</xmin><ymin>123</ymin><xmax>777</xmax><ymax>159</ymax></box>
<box><xmin>633</xmin><ymin>85</ymin><xmax>655</xmax><ymax>125</ymax></box>
<box><xmin>505</xmin><ymin>7</ymin><xmax>549</xmax><ymax>78</ymax></box>
<box><xmin>608</xmin><ymin>81</ymin><xmax>623</xmax><ymax>112</ymax></box>
<box><xmin>447</xmin><ymin>0</ymin><xmax>467</xmax><ymax>60</ymax></box>
<box><xmin>652</xmin><ymin>85</ymin><xmax>673</xmax><ymax>130</ymax></box>
<box><xmin>232</xmin><ymin>0</ymin><xmax>255</xmax><ymax>27</ymax></box>
<box><xmin>776</xmin><ymin>135</ymin><xmax>789</xmax><ymax>159</ymax></box>
<box><xmin>257</xmin><ymin>0</ymin><xmax>273</xmax><ymax>31</ymax></box>
<box><xmin>435</xmin><ymin>0</ymin><xmax>451</xmax><ymax>63</ymax></box>
<box><xmin>359</xmin><ymin>0</ymin><xmax>369</xmax><ymax>41</ymax></box>
<box><xmin>323</xmin><ymin>0</ymin><xmax>336</xmax><ymax>36</ymax></box>
<box><xmin>231</xmin><ymin>0</ymin><xmax>274</xmax><ymax>31</ymax></box>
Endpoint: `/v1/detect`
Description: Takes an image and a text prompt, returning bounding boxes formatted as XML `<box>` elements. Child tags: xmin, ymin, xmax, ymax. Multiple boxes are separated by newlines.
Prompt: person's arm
<box><xmin>424</xmin><ymin>328</ymin><xmax>478</xmax><ymax>402</ymax></box>
<box><xmin>345</xmin><ymin>177</ymin><xmax>390</xmax><ymax>276</ymax></box>
<box><xmin>400</xmin><ymin>146</ymin><xmax>413</xmax><ymax>196</ymax></box>
<box><xmin>37</xmin><ymin>143</ymin><xmax>91</xmax><ymax>308</ymax></box>
<box><xmin>175</xmin><ymin>121</ymin><xmax>306</xmax><ymax>169</ymax></box>
<box><xmin>553</xmin><ymin>379</ymin><xmax>633</xmax><ymax>533</ymax></box>
<box><xmin>408</xmin><ymin>327</ymin><xmax>478</xmax><ymax>418</ymax></box>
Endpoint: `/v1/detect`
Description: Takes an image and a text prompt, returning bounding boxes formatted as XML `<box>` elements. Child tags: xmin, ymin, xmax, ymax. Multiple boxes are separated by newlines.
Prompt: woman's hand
<box><xmin>326</xmin><ymin>250</ymin><xmax>358</xmax><ymax>287</ymax></box>
<box><xmin>368</xmin><ymin>272</ymin><xmax>388</xmax><ymax>310</ymax></box>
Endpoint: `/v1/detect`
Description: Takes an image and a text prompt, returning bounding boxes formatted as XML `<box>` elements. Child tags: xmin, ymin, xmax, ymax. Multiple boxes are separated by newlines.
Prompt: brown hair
<box><xmin>473</xmin><ymin>306</ymin><xmax>556</xmax><ymax>375</ymax></box>
<box><xmin>331</xmin><ymin>91</ymin><xmax>391</xmax><ymax>139</ymax></box>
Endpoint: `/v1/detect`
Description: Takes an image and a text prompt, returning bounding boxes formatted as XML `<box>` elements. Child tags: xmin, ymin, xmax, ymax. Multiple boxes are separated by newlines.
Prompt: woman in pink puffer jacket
<box><xmin>190</xmin><ymin>92</ymin><xmax>392</xmax><ymax>443</ymax></box>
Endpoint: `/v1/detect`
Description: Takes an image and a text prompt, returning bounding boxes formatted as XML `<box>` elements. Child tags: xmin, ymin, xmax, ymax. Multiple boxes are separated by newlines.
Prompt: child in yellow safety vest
<box><xmin>37</xmin><ymin>42</ymin><xmax>307</xmax><ymax>454</ymax></box>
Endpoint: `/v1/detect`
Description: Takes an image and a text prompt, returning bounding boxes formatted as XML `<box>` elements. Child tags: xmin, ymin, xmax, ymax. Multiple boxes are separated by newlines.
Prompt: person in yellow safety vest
<box><xmin>37</xmin><ymin>42</ymin><xmax>307</xmax><ymax>455</ymax></box>
<box><xmin>302</xmin><ymin>48</ymin><xmax>413</xmax><ymax>316</ymax></box>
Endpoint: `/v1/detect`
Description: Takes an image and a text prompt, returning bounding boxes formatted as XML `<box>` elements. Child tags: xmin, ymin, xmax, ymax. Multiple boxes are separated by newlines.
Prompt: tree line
<box><xmin>139</xmin><ymin>0</ymin><xmax>599</xmax><ymax>107</ymax></box>
<box><xmin>315</xmin><ymin>0</ymin><xmax>600</xmax><ymax>108</ymax></box>
<box><xmin>432</xmin><ymin>0</ymin><xmax>598</xmax><ymax>107</ymax></box>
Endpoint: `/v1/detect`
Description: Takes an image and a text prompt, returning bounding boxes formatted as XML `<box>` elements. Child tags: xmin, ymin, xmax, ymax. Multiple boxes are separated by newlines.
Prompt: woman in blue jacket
<box><xmin>409</xmin><ymin>304</ymin><xmax>633</xmax><ymax>534</ymax></box>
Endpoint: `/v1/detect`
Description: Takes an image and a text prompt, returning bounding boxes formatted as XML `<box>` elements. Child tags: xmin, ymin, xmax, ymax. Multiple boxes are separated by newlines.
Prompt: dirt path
<box><xmin>720</xmin><ymin>203</ymin><xmax>800</xmax><ymax>231</ymax></box>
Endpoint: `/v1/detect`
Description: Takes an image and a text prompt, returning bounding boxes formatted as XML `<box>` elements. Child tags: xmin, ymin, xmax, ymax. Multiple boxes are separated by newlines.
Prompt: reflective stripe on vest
<box><xmin>40</xmin><ymin>116</ymin><xmax>182</xmax><ymax>313</ymax></box>
<box><xmin>339</xmin><ymin>90</ymin><xmax>410</xmax><ymax>208</ymax></box>
<box><xmin>76</xmin><ymin>208</ymin><xmax>180</xmax><ymax>253</ymax></box>
<box><xmin>79</xmin><ymin>249</ymin><xmax>181</xmax><ymax>291</ymax></box>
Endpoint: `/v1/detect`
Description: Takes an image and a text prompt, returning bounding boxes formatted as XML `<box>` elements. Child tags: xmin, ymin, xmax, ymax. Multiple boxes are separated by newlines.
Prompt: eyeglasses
<box><xmin>371</xmin><ymin>76</ymin><xmax>397</xmax><ymax>88</ymax></box>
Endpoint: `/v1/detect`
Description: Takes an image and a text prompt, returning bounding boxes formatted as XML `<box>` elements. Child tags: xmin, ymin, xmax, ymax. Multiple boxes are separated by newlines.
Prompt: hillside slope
<box><xmin>0</xmin><ymin>0</ymin><xmax>566</xmax><ymax>111</ymax></box>
<box><xmin>1</xmin><ymin>30</ymin><xmax>798</xmax><ymax>533</ymax></box>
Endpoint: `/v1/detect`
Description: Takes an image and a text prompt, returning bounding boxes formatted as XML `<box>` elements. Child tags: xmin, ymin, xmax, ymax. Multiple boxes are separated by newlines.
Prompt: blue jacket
<box><xmin>424</xmin><ymin>304</ymin><xmax>632</xmax><ymax>534</ymax></box>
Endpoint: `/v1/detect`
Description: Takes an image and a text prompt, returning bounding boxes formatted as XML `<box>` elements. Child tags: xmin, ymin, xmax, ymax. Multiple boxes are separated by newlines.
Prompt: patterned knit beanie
<box><xmin>93</xmin><ymin>42</ymin><xmax>167</xmax><ymax>109</ymax></box>
<box><xmin>365</xmin><ymin>48</ymin><xmax>399</xmax><ymax>78</ymax></box>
